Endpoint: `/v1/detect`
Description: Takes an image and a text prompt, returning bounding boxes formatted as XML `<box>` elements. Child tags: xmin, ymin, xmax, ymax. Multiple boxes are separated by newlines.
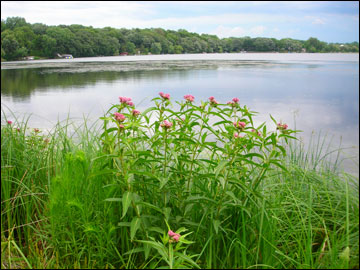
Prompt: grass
<box><xmin>1</xmin><ymin>95</ymin><xmax>359</xmax><ymax>269</ymax></box>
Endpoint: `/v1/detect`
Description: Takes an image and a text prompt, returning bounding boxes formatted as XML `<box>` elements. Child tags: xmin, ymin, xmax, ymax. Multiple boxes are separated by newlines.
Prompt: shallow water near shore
<box><xmin>1</xmin><ymin>53</ymin><xmax>359</xmax><ymax>175</ymax></box>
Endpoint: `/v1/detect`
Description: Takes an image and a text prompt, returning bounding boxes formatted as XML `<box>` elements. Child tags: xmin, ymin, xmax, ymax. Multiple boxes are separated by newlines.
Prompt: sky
<box><xmin>1</xmin><ymin>1</ymin><xmax>359</xmax><ymax>43</ymax></box>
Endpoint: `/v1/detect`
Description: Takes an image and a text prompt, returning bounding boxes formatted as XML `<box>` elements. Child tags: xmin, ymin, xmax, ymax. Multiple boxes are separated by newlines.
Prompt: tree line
<box><xmin>1</xmin><ymin>17</ymin><xmax>359</xmax><ymax>61</ymax></box>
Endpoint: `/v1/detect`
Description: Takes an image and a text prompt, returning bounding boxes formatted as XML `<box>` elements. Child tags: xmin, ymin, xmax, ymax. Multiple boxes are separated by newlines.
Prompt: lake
<box><xmin>1</xmin><ymin>53</ymin><xmax>359</xmax><ymax>175</ymax></box>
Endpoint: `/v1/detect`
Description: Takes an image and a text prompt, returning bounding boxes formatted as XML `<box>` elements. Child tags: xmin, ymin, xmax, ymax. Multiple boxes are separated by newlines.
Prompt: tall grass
<box><xmin>1</xmin><ymin>95</ymin><xmax>359</xmax><ymax>269</ymax></box>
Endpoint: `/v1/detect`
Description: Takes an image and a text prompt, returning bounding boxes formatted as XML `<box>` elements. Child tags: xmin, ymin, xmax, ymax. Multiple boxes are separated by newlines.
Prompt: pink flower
<box><xmin>132</xmin><ymin>109</ymin><xmax>140</xmax><ymax>116</ymax></box>
<box><xmin>119</xmin><ymin>96</ymin><xmax>132</xmax><ymax>104</ymax></box>
<box><xmin>119</xmin><ymin>124</ymin><xmax>125</xmax><ymax>130</ymax></box>
<box><xmin>172</xmin><ymin>234</ymin><xmax>180</xmax><ymax>242</ymax></box>
<box><xmin>251</xmin><ymin>129</ymin><xmax>262</xmax><ymax>136</ymax></box>
<box><xmin>277</xmin><ymin>122</ymin><xmax>288</xmax><ymax>130</ymax></box>
<box><xmin>168</xmin><ymin>230</ymin><xmax>181</xmax><ymax>242</ymax></box>
<box><xmin>127</xmin><ymin>101</ymin><xmax>134</xmax><ymax>107</ymax></box>
<box><xmin>208</xmin><ymin>96</ymin><xmax>218</xmax><ymax>106</ymax></box>
<box><xmin>160</xmin><ymin>120</ymin><xmax>173</xmax><ymax>129</ymax></box>
<box><xmin>184</xmin><ymin>94</ymin><xmax>195</xmax><ymax>102</ymax></box>
<box><xmin>234</xmin><ymin>133</ymin><xmax>243</xmax><ymax>138</ymax></box>
<box><xmin>7</xmin><ymin>120</ymin><xmax>12</xmax><ymax>125</ymax></box>
<box><xmin>232</xmin><ymin>97</ymin><xmax>239</xmax><ymax>103</ymax></box>
<box><xmin>233</xmin><ymin>121</ymin><xmax>246</xmax><ymax>129</ymax></box>
<box><xmin>159</xmin><ymin>92</ymin><xmax>170</xmax><ymax>100</ymax></box>
<box><xmin>114</xmin><ymin>112</ymin><xmax>126</xmax><ymax>122</ymax></box>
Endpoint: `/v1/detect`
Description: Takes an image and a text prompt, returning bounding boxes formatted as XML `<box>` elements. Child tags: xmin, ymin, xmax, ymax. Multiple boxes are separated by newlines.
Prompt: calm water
<box><xmin>1</xmin><ymin>53</ymin><xmax>359</xmax><ymax>174</ymax></box>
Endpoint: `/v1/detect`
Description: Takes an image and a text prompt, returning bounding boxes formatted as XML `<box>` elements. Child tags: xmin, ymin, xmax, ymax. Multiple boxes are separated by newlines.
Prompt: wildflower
<box><xmin>159</xmin><ymin>92</ymin><xmax>170</xmax><ymax>100</ymax></box>
<box><xmin>234</xmin><ymin>133</ymin><xmax>243</xmax><ymax>138</ymax></box>
<box><xmin>114</xmin><ymin>112</ymin><xmax>126</xmax><ymax>122</ymax></box>
<box><xmin>119</xmin><ymin>96</ymin><xmax>132</xmax><ymax>104</ymax></box>
<box><xmin>7</xmin><ymin>120</ymin><xmax>12</xmax><ymax>125</ymax></box>
<box><xmin>160</xmin><ymin>120</ymin><xmax>173</xmax><ymax>129</ymax></box>
<box><xmin>34</xmin><ymin>128</ymin><xmax>40</xmax><ymax>133</ymax></box>
<box><xmin>184</xmin><ymin>94</ymin><xmax>195</xmax><ymax>102</ymax></box>
<box><xmin>251</xmin><ymin>129</ymin><xmax>262</xmax><ymax>137</ymax></box>
<box><xmin>127</xmin><ymin>101</ymin><xmax>134</xmax><ymax>107</ymax></box>
<box><xmin>233</xmin><ymin>121</ymin><xmax>246</xmax><ymax>130</ymax></box>
<box><xmin>208</xmin><ymin>96</ymin><xmax>218</xmax><ymax>106</ymax></box>
<box><xmin>119</xmin><ymin>124</ymin><xmax>125</xmax><ymax>130</ymax></box>
<box><xmin>232</xmin><ymin>97</ymin><xmax>239</xmax><ymax>103</ymax></box>
<box><xmin>132</xmin><ymin>109</ymin><xmax>140</xmax><ymax>117</ymax></box>
<box><xmin>168</xmin><ymin>230</ymin><xmax>181</xmax><ymax>242</ymax></box>
<box><xmin>277</xmin><ymin>122</ymin><xmax>288</xmax><ymax>130</ymax></box>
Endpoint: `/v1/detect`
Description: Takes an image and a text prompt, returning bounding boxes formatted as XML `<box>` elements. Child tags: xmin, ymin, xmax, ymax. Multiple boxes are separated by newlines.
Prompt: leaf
<box><xmin>123</xmin><ymin>247</ymin><xmax>144</xmax><ymax>256</ymax></box>
<box><xmin>214</xmin><ymin>160</ymin><xmax>228</xmax><ymax>178</ymax></box>
<box><xmin>122</xmin><ymin>191</ymin><xmax>133</xmax><ymax>219</ymax></box>
<box><xmin>339</xmin><ymin>246</ymin><xmax>350</xmax><ymax>261</ymax></box>
<box><xmin>130</xmin><ymin>217</ymin><xmax>141</xmax><ymax>241</ymax></box>
<box><xmin>136</xmin><ymin>240</ymin><xmax>169</xmax><ymax>263</ymax></box>
<box><xmin>213</xmin><ymin>219</ymin><xmax>221</xmax><ymax>234</ymax></box>
<box><xmin>104</xmin><ymin>197</ymin><xmax>122</xmax><ymax>202</ymax></box>
<box><xmin>269</xmin><ymin>160</ymin><xmax>288</xmax><ymax>172</ymax></box>
<box><xmin>164</xmin><ymin>207</ymin><xmax>171</xmax><ymax>221</ymax></box>
<box><xmin>174</xmin><ymin>252</ymin><xmax>201</xmax><ymax>269</ymax></box>
<box><xmin>137</xmin><ymin>201</ymin><xmax>163</xmax><ymax>214</ymax></box>
<box><xmin>117</xmin><ymin>222</ymin><xmax>131</xmax><ymax>227</ymax></box>
<box><xmin>269</xmin><ymin>114</ymin><xmax>277</xmax><ymax>125</ymax></box>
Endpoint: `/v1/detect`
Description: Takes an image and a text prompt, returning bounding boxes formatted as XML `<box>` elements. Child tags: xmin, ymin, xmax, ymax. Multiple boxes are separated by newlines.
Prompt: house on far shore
<box><xmin>23</xmin><ymin>56</ymin><xmax>35</xmax><ymax>60</ymax></box>
<box><xmin>56</xmin><ymin>53</ymin><xmax>73</xmax><ymax>59</ymax></box>
<box><xmin>120</xmin><ymin>52</ymin><xmax>128</xmax><ymax>56</ymax></box>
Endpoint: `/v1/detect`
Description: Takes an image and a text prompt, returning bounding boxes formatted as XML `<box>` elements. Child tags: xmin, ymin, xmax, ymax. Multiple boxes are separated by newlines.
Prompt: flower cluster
<box><xmin>227</xmin><ymin>97</ymin><xmax>240</xmax><ymax>107</ymax></box>
<box><xmin>233</xmin><ymin>121</ymin><xmax>246</xmax><ymax>130</ymax></box>
<box><xmin>132</xmin><ymin>109</ymin><xmax>141</xmax><ymax>117</ymax></box>
<box><xmin>7</xmin><ymin>120</ymin><xmax>12</xmax><ymax>125</ymax></box>
<box><xmin>159</xmin><ymin>92</ymin><xmax>170</xmax><ymax>100</ymax></box>
<box><xmin>234</xmin><ymin>133</ymin><xmax>243</xmax><ymax>139</ymax></box>
<box><xmin>184</xmin><ymin>94</ymin><xmax>195</xmax><ymax>103</ymax></box>
<box><xmin>251</xmin><ymin>129</ymin><xmax>262</xmax><ymax>137</ymax></box>
<box><xmin>208</xmin><ymin>96</ymin><xmax>219</xmax><ymax>106</ymax></box>
<box><xmin>119</xmin><ymin>96</ymin><xmax>134</xmax><ymax>107</ymax></box>
<box><xmin>160</xmin><ymin>120</ymin><xmax>173</xmax><ymax>129</ymax></box>
<box><xmin>277</xmin><ymin>122</ymin><xmax>288</xmax><ymax>130</ymax></box>
<box><xmin>168</xmin><ymin>230</ymin><xmax>181</xmax><ymax>242</ymax></box>
<box><xmin>114</xmin><ymin>112</ymin><xmax>126</xmax><ymax>122</ymax></box>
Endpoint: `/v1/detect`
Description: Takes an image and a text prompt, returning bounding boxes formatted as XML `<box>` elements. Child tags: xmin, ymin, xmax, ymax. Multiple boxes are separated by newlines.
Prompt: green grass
<box><xmin>1</xmin><ymin>97</ymin><xmax>359</xmax><ymax>269</ymax></box>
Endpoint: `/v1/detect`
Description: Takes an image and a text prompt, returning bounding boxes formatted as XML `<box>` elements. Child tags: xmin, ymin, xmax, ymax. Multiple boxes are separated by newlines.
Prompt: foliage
<box><xmin>1</xmin><ymin>95</ymin><xmax>359</xmax><ymax>269</ymax></box>
<box><xmin>1</xmin><ymin>17</ymin><xmax>359</xmax><ymax>61</ymax></box>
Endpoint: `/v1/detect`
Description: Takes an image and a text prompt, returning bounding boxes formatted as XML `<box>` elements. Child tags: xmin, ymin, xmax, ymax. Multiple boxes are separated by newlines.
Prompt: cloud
<box><xmin>312</xmin><ymin>18</ymin><xmax>326</xmax><ymax>25</ymax></box>
<box><xmin>250</xmin><ymin>25</ymin><xmax>266</xmax><ymax>36</ymax></box>
<box><xmin>210</xmin><ymin>25</ymin><xmax>267</xmax><ymax>38</ymax></box>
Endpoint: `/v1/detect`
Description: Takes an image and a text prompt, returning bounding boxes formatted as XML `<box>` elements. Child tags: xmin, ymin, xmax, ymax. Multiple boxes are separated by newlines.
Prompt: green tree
<box><xmin>5</xmin><ymin>17</ymin><xmax>28</xmax><ymax>30</ymax></box>
<box><xmin>150</xmin><ymin>42</ymin><xmax>162</xmax><ymax>54</ymax></box>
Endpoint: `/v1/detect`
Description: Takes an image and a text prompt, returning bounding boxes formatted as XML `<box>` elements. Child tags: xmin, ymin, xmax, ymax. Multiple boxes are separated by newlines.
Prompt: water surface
<box><xmin>1</xmin><ymin>53</ymin><xmax>358</xmax><ymax>174</ymax></box>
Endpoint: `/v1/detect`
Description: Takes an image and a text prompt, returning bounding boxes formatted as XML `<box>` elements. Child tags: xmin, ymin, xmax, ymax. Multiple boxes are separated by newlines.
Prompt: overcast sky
<box><xmin>1</xmin><ymin>1</ymin><xmax>359</xmax><ymax>43</ymax></box>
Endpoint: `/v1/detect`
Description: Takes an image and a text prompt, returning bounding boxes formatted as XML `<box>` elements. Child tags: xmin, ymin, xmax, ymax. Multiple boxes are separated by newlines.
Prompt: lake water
<box><xmin>1</xmin><ymin>53</ymin><xmax>359</xmax><ymax>175</ymax></box>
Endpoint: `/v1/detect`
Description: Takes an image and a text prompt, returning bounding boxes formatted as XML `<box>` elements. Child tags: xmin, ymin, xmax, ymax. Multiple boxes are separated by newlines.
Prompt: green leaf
<box><xmin>130</xmin><ymin>217</ymin><xmax>141</xmax><ymax>241</ymax></box>
<box><xmin>136</xmin><ymin>240</ymin><xmax>169</xmax><ymax>263</ymax></box>
<box><xmin>122</xmin><ymin>191</ymin><xmax>133</xmax><ymax>219</ymax></box>
<box><xmin>215</xmin><ymin>160</ymin><xmax>228</xmax><ymax>178</ymax></box>
<box><xmin>269</xmin><ymin>160</ymin><xmax>288</xmax><ymax>172</ymax></box>
<box><xmin>213</xmin><ymin>219</ymin><xmax>221</xmax><ymax>234</ymax></box>
<box><xmin>104</xmin><ymin>197</ymin><xmax>122</xmax><ymax>202</ymax></box>
<box><xmin>269</xmin><ymin>114</ymin><xmax>277</xmax><ymax>125</ymax></box>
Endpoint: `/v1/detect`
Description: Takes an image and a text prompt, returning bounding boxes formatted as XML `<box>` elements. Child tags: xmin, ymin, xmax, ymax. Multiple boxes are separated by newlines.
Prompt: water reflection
<box><xmin>1</xmin><ymin>57</ymin><xmax>358</xmax><ymax>175</ymax></box>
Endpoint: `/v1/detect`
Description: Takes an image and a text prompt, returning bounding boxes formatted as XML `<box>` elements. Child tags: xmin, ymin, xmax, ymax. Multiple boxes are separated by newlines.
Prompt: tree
<box><xmin>150</xmin><ymin>42</ymin><xmax>162</xmax><ymax>54</ymax></box>
<box><xmin>5</xmin><ymin>17</ymin><xmax>28</xmax><ymax>30</ymax></box>
<box><xmin>305</xmin><ymin>37</ymin><xmax>323</xmax><ymax>52</ymax></box>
